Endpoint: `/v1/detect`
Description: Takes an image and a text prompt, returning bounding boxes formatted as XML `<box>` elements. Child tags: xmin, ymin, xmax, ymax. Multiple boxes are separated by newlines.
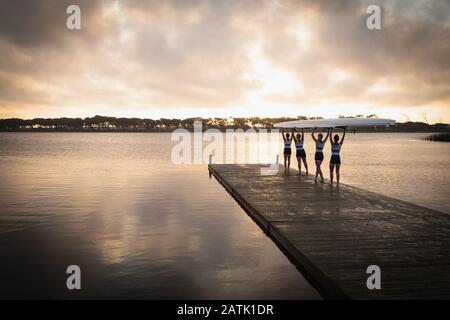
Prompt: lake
<box><xmin>0</xmin><ymin>132</ymin><xmax>448</xmax><ymax>299</ymax></box>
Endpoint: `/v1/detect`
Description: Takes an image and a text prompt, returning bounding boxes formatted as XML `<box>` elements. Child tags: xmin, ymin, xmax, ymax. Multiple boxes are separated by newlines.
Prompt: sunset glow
<box><xmin>0</xmin><ymin>0</ymin><xmax>449</xmax><ymax>123</ymax></box>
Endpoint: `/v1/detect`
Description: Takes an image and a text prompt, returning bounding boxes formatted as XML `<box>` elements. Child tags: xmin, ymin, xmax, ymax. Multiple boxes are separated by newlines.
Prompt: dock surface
<box><xmin>208</xmin><ymin>164</ymin><xmax>450</xmax><ymax>299</ymax></box>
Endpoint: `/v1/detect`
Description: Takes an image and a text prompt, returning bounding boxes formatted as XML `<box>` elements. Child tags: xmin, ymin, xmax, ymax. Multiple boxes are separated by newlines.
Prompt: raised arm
<box><xmin>340</xmin><ymin>128</ymin><xmax>346</xmax><ymax>145</ymax></box>
<box><xmin>329</xmin><ymin>128</ymin><xmax>334</xmax><ymax>145</ymax></box>
<box><xmin>281</xmin><ymin>128</ymin><xmax>286</xmax><ymax>140</ymax></box>
<box><xmin>292</xmin><ymin>128</ymin><xmax>298</xmax><ymax>142</ymax></box>
<box><xmin>301</xmin><ymin>129</ymin><xmax>305</xmax><ymax>143</ymax></box>
<box><xmin>311</xmin><ymin>128</ymin><xmax>317</xmax><ymax>143</ymax></box>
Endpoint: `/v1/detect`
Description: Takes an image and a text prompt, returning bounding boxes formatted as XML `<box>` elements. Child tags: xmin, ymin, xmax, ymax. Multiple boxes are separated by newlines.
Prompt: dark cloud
<box><xmin>0</xmin><ymin>0</ymin><xmax>106</xmax><ymax>47</ymax></box>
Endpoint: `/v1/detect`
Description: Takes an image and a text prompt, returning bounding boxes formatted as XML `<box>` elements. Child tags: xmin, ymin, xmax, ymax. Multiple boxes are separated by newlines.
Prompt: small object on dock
<box><xmin>208</xmin><ymin>163</ymin><xmax>450</xmax><ymax>299</ymax></box>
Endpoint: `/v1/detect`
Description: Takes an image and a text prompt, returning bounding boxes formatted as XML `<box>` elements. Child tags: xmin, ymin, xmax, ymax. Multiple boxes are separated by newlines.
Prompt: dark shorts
<box><xmin>284</xmin><ymin>148</ymin><xmax>291</xmax><ymax>155</ymax></box>
<box><xmin>314</xmin><ymin>152</ymin><xmax>324</xmax><ymax>162</ymax></box>
<box><xmin>330</xmin><ymin>155</ymin><xmax>341</xmax><ymax>165</ymax></box>
<box><xmin>296</xmin><ymin>149</ymin><xmax>306</xmax><ymax>158</ymax></box>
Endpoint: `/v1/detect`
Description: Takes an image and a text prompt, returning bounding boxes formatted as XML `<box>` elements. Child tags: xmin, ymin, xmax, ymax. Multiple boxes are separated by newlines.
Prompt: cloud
<box><xmin>0</xmin><ymin>0</ymin><xmax>449</xmax><ymax>121</ymax></box>
<box><xmin>259</xmin><ymin>0</ymin><xmax>450</xmax><ymax>107</ymax></box>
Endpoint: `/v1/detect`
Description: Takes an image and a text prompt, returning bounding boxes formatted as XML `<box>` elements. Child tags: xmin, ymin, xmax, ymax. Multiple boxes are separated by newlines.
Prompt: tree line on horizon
<box><xmin>0</xmin><ymin>115</ymin><xmax>448</xmax><ymax>132</ymax></box>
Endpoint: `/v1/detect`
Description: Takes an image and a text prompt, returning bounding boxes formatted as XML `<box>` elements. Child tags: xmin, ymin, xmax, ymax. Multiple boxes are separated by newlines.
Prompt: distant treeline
<box><xmin>0</xmin><ymin>115</ymin><xmax>448</xmax><ymax>132</ymax></box>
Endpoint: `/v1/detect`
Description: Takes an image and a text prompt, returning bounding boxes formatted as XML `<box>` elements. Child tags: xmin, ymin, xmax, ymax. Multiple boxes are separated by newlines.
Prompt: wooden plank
<box><xmin>208</xmin><ymin>163</ymin><xmax>450</xmax><ymax>300</ymax></box>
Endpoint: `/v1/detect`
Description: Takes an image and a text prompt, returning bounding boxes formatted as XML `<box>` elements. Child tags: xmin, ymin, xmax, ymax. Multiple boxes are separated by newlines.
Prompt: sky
<box><xmin>0</xmin><ymin>0</ymin><xmax>449</xmax><ymax>123</ymax></box>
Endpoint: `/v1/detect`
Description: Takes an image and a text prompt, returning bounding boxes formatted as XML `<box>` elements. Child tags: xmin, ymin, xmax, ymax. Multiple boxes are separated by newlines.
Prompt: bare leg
<box><xmin>302</xmin><ymin>157</ymin><xmax>308</xmax><ymax>174</ymax></box>
<box><xmin>287</xmin><ymin>155</ymin><xmax>291</xmax><ymax>173</ymax></box>
<box><xmin>297</xmin><ymin>157</ymin><xmax>302</xmax><ymax>175</ymax></box>
<box><xmin>336</xmin><ymin>164</ymin><xmax>340</xmax><ymax>187</ymax></box>
<box><xmin>314</xmin><ymin>161</ymin><xmax>320</xmax><ymax>182</ymax></box>
<box><xmin>316</xmin><ymin>161</ymin><xmax>324</xmax><ymax>183</ymax></box>
<box><xmin>284</xmin><ymin>155</ymin><xmax>287</xmax><ymax>173</ymax></box>
<box><xmin>330</xmin><ymin>163</ymin><xmax>334</xmax><ymax>187</ymax></box>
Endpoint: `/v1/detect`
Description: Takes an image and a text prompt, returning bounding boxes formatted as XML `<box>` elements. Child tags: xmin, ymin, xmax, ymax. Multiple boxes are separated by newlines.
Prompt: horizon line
<box><xmin>1</xmin><ymin>115</ymin><xmax>449</xmax><ymax>126</ymax></box>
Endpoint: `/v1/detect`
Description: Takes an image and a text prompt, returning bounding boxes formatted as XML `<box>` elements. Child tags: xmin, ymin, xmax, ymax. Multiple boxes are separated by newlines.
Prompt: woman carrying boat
<box><xmin>281</xmin><ymin>129</ymin><xmax>293</xmax><ymax>174</ymax></box>
<box><xmin>329</xmin><ymin>128</ymin><xmax>346</xmax><ymax>187</ymax></box>
<box><xmin>311</xmin><ymin>128</ymin><xmax>330</xmax><ymax>183</ymax></box>
<box><xmin>293</xmin><ymin>129</ymin><xmax>308</xmax><ymax>176</ymax></box>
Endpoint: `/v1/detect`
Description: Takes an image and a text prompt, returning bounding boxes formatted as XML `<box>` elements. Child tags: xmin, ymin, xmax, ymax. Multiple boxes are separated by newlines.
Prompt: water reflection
<box><xmin>0</xmin><ymin>133</ymin><xmax>320</xmax><ymax>299</ymax></box>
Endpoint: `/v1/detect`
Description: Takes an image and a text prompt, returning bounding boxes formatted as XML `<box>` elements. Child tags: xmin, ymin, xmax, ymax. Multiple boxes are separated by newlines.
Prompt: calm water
<box><xmin>0</xmin><ymin>132</ymin><xmax>320</xmax><ymax>299</ymax></box>
<box><xmin>0</xmin><ymin>132</ymin><xmax>449</xmax><ymax>299</ymax></box>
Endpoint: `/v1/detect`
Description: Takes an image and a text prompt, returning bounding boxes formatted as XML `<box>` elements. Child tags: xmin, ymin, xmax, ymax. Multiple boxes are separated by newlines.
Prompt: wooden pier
<box><xmin>208</xmin><ymin>164</ymin><xmax>450</xmax><ymax>299</ymax></box>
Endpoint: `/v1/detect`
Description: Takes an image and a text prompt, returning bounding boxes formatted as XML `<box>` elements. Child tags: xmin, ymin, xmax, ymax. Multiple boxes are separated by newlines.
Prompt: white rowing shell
<box><xmin>274</xmin><ymin>118</ymin><xmax>396</xmax><ymax>129</ymax></box>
